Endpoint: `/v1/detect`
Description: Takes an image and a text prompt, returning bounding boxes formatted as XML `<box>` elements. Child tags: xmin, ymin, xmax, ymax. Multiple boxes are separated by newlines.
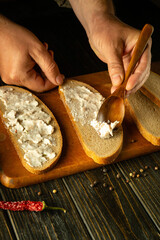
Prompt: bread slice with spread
<box><xmin>59</xmin><ymin>79</ymin><xmax>123</xmax><ymax>165</ymax></box>
<box><xmin>0</xmin><ymin>86</ymin><xmax>63</xmax><ymax>174</ymax></box>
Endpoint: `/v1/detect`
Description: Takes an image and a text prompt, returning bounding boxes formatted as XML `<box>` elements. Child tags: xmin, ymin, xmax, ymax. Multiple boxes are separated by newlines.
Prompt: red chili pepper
<box><xmin>0</xmin><ymin>201</ymin><xmax>66</xmax><ymax>213</ymax></box>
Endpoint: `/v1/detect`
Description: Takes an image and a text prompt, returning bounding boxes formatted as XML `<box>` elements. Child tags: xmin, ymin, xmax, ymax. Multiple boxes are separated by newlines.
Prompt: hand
<box><xmin>88</xmin><ymin>14</ymin><xmax>152</xmax><ymax>95</ymax></box>
<box><xmin>0</xmin><ymin>16</ymin><xmax>64</xmax><ymax>92</ymax></box>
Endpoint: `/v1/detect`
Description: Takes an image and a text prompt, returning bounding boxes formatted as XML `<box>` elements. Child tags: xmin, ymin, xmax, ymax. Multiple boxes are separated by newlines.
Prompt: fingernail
<box><xmin>126</xmin><ymin>82</ymin><xmax>131</xmax><ymax>91</ymax></box>
<box><xmin>56</xmin><ymin>74</ymin><xmax>64</xmax><ymax>85</ymax></box>
<box><xmin>111</xmin><ymin>86</ymin><xmax>117</xmax><ymax>94</ymax></box>
<box><xmin>112</xmin><ymin>75</ymin><xmax>122</xmax><ymax>86</ymax></box>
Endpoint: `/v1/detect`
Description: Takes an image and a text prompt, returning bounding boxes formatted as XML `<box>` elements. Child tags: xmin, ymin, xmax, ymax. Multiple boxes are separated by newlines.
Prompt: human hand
<box><xmin>88</xmin><ymin>14</ymin><xmax>152</xmax><ymax>95</ymax></box>
<box><xmin>0</xmin><ymin>16</ymin><xmax>64</xmax><ymax>92</ymax></box>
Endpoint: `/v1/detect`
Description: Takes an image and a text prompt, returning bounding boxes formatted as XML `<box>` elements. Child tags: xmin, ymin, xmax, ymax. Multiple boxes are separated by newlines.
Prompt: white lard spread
<box><xmin>0</xmin><ymin>88</ymin><xmax>56</xmax><ymax>167</ymax></box>
<box><xmin>61</xmin><ymin>84</ymin><xmax>119</xmax><ymax>138</ymax></box>
<box><xmin>90</xmin><ymin>119</ymin><xmax>119</xmax><ymax>138</ymax></box>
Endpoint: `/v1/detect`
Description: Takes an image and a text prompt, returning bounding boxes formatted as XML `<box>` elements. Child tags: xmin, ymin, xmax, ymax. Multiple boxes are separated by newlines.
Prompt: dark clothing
<box><xmin>0</xmin><ymin>0</ymin><xmax>160</xmax><ymax>79</ymax></box>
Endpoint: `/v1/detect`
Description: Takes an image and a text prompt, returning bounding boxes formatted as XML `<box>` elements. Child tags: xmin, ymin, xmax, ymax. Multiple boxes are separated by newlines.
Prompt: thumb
<box><xmin>107</xmin><ymin>47</ymin><xmax>124</xmax><ymax>88</ymax></box>
<box><xmin>29</xmin><ymin>44</ymin><xmax>64</xmax><ymax>86</ymax></box>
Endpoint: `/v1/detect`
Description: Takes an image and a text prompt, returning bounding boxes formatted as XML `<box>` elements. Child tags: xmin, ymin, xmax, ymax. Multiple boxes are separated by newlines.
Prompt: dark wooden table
<box><xmin>0</xmin><ymin>130</ymin><xmax>160</xmax><ymax>240</ymax></box>
<box><xmin>0</xmin><ymin>1</ymin><xmax>160</xmax><ymax>239</ymax></box>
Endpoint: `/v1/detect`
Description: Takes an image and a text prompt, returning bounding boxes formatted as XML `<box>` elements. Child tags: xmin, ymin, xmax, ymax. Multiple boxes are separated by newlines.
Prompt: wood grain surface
<box><xmin>0</xmin><ymin>71</ymin><xmax>160</xmax><ymax>188</ymax></box>
<box><xmin>1</xmin><ymin>155</ymin><xmax>159</xmax><ymax>240</ymax></box>
<box><xmin>0</xmin><ymin>1</ymin><xmax>160</xmax><ymax>238</ymax></box>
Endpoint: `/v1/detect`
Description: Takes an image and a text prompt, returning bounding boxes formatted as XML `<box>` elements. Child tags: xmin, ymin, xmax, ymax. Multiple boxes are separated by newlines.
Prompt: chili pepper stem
<box><xmin>42</xmin><ymin>201</ymin><xmax>66</xmax><ymax>213</ymax></box>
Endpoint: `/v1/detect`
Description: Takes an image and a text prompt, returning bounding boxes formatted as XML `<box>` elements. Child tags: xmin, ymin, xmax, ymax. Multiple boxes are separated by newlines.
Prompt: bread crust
<box><xmin>0</xmin><ymin>86</ymin><xmax>63</xmax><ymax>174</ymax></box>
<box><xmin>59</xmin><ymin>80</ymin><xmax>123</xmax><ymax>165</ymax></box>
<box><xmin>127</xmin><ymin>71</ymin><xmax>160</xmax><ymax>146</ymax></box>
<box><xmin>126</xmin><ymin>97</ymin><xmax>160</xmax><ymax>146</ymax></box>
<box><xmin>140</xmin><ymin>71</ymin><xmax>160</xmax><ymax>107</ymax></box>
<box><xmin>140</xmin><ymin>87</ymin><xmax>160</xmax><ymax>108</ymax></box>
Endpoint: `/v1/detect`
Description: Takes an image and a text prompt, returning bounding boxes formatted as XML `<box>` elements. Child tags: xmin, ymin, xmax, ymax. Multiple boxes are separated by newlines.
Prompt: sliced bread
<box><xmin>59</xmin><ymin>80</ymin><xmax>123</xmax><ymax>165</ymax></box>
<box><xmin>140</xmin><ymin>71</ymin><xmax>160</xmax><ymax>107</ymax></box>
<box><xmin>0</xmin><ymin>86</ymin><xmax>63</xmax><ymax>174</ymax></box>
<box><xmin>127</xmin><ymin>90</ymin><xmax>160</xmax><ymax>146</ymax></box>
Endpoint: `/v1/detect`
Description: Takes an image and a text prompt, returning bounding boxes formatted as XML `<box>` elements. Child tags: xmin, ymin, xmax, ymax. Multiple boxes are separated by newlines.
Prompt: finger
<box><xmin>106</xmin><ymin>44</ymin><xmax>125</xmax><ymax>87</ymax></box>
<box><xmin>34</xmin><ymin>49</ymin><xmax>54</xmax><ymax>81</ymax></box>
<box><xmin>126</xmin><ymin>72</ymin><xmax>148</xmax><ymax>95</ymax></box>
<box><xmin>126</xmin><ymin>64</ymin><xmax>151</xmax><ymax>96</ymax></box>
<box><xmin>122</xmin><ymin>52</ymin><xmax>132</xmax><ymax>73</ymax></box>
<box><xmin>29</xmin><ymin>43</ymin><xmax>64</xmax><ymax>86</ymax></box>
<box><xmin>43</xmin><ymin>43</ymin><xmax>54</xmax><ymax>60</ymax></box>
<box><xmin>21</xmin><ymin>68</ymin><xmax>57</xmax><ymax>92</ymax></box>
<box><xmin>43</xmin><ymin>42</ymin><xmax>48</xmax><ymax>50</ymax></box>
<box><xmin>49</xmin><ymin>50</ymin><xmax>54</xmax><ymax>59</ymax></box>
<box><xmin>126</xmin><ymin>40</ymin><xmax>152</xmax><ymax>92</ymax></box>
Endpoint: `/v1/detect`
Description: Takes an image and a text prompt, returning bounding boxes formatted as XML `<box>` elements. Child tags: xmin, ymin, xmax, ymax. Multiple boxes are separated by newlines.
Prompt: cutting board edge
<box><xmin>1</xmin><ymin>147</ymin><xmax>160</xmax><ymax>188</ymax></box>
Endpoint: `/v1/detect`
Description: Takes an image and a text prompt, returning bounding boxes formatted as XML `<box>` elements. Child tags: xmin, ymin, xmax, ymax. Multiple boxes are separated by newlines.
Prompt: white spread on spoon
<box><xmin>90</xmin><ymin>119</ymin><xmax>119</xmax><ymax>139</ymax></box>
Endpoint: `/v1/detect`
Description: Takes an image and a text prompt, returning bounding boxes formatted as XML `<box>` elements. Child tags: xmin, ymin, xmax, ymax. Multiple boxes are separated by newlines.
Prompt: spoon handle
<box><xmin>124</xmin><ymin>24</ymin><xmax>154</xmax><ymax>85</ymax></box>
<box><xmin>113</xmin><ymin>24</ymin><xmax>154</xmax><ymax>98</ymax></box>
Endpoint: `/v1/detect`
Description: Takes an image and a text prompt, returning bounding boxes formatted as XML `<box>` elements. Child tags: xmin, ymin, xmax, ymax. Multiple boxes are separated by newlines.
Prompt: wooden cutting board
<box><xmin>0</xmin><ymin>71</ymin><xmax>160</xmax><ymax>188</ymax></box>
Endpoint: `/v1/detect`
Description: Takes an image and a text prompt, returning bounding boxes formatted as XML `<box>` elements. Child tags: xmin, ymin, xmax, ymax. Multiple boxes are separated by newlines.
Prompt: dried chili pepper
<box><xmin>0</xmin><ymin>201</ymin><xmax>66</xmax><ymax>213</ymax></box>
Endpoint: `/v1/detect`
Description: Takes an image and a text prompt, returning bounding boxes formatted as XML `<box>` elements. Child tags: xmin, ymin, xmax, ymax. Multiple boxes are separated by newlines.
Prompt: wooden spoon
<box><xmin>97</xmin><ymin>24</ymin><xmax>154</xmax><ymax>126</ymax></box>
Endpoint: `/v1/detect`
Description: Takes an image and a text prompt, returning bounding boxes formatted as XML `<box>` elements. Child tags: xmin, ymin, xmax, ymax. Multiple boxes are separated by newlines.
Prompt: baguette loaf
<box><xmin>59</xmin><ymin>80</ymin><xmax>123</xmax><ymax>165</ymax></box>
<box><xmin>127</xmin><ymin>90</ymin><xmax>160</xmax><ymax>146</ymax></box>
<box><xmin>0</xmin><ymin>86</ymin><xmax>63</xmax><ymax>174</ymax></box>
<box><xmin>141</xmin><ymin>71</ymin><xmax>160</xmax><ymax>107</ymax></box>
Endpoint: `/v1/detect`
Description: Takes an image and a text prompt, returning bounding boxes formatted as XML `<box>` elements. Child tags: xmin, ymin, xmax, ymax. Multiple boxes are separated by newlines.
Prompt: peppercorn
<box><xmin>103</xmin><ymin>183</ymin><xmax>107</xmax><ymax>187</ymax></box>
<box><xmin>93</xmin><ymin>180</ymin><xmax>98</xmax><ymax>185</ymax></box>
<box><xmin>102</xmin><ymin>167</ymin><xmax>107</xmax><ymax>173</ymax></box>
<box><xmin>90</xmin><ymin>183</ymin><xmax>94</xmax><ymax>188</ymax></box>
<box><xmin>116</xmin><ymin>173</ymin><xmax>120</xmax><ymax>179</ymax></box>
<box><xmin>132</xmin><ymin>173</ymin><xmax>136</xmax><ymax>178</ymax></box>
<box><xmin>0</xmin><ymin>201</ymin><xmax>66</xmax><ymax>213</ymax></box>
<box><xmin>109</xmin><ymin>186</ymin><xmax>113</xmax><ymax>191</ymax></box>
<box><xmin>90</xmin><ymin>180</ymin><xmax>98</xmax><ymax>187</ymax></box>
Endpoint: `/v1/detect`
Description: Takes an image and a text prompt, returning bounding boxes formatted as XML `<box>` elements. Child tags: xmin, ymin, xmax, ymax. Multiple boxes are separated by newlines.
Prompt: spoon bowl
<box><xmin>97</xmin><ymin>95</ymin><xmax>125</xmax><ymax>127</ymax></box>
<box><xmin>97</xmin><ymin>24</ymin><xmax>154</xmax><ymax>126</ymax></box>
